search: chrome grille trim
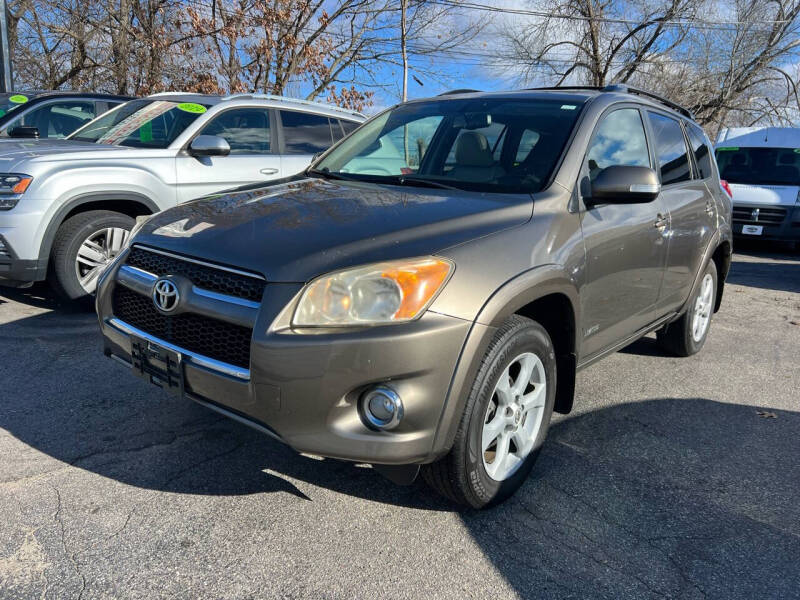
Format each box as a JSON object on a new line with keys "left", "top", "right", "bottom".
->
{"left": 134, "top": 244, "right": 266, "bottom": 280}
{"left": 107, "top": 317, "right": 250, "bottom": 380}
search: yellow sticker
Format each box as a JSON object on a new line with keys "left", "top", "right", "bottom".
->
{"left": 176, "top": 102, "right": 207, "bottom": 114}
{"left": 9, "top": 94, "right": 28, "bottom": 104}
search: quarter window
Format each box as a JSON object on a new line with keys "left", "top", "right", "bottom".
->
{"left": 686, "top": 124, "right": 713, "bottom": 179}
{"left": 648, "top": 112, "right": 691, "bottom": 185}
{"left": 585, "top": 108, "right": 650, "bottom": 180}
{"left": 280, "top": 110, "right": 334, "bottom": 154}
{"left": 199, "top": 108, "right": 271, "bottom": 154}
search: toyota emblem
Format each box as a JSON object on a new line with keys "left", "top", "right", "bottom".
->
{"left": 152, "top": 278, "right": 180, "bottom": 313}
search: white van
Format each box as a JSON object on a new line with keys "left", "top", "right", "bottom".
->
{"left": 715, "top": 127, "right": 800, "bottom": 244}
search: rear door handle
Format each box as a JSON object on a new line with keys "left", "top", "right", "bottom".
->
{"left": 260, "top": 167, "right": 279, "bottom": 175}
{"left": 654, "top": 214, "right": 668, "bottom": 230}
{"left": 705, "top": 201, "right": 715, "bottom": 215}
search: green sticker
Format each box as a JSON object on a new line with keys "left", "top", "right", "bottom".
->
{"left": 139, "top": 121, "right": 153, "bottom": 143}
{"left": 0, "top": 109, "right": 5, "bottom": 117}
{"left": 9, "top": 94, "right": 28, "bottom": 104}
{"left": 794, "top": 148, "right": 800, "bottom": 154}
{"left": 717, "top": 146, "right": 738, "bottom": 151}
{"left": 176, "top": 102, "right": 207, "bottom": 114}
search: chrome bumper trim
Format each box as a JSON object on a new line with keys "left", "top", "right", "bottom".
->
{"left": 107, "top": 317, "right": 251, "bottom": 381}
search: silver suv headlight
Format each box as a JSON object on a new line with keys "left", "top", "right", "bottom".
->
{"left": 0, "top": 173, "right": 33, "bottom": 210}
{"left": 292, "top": 257, "right": 453, "bottom": 327}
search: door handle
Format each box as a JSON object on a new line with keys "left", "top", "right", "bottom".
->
{"left": 654, "top": 214, "right": 668, "bottom": 230}
{"left": 705, "top": 201, "right": 715, "bottom": 215}
{"left": 260, "top": 167, "right": 279, "bottom": 175}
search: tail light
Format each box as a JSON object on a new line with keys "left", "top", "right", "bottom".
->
{"left": 720, "top": 179, "right": 733, "bottom": 199}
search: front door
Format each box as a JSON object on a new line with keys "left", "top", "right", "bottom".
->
{"left": 579, "top": 107, "right": 670, "bottom": 359}
{"left": 175, "top": 107, "right": 282, "bottom": 203}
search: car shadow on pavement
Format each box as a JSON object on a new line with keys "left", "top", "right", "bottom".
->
{"left": 2, "top": 310, "right": 799, "bottom": 598}
{"left": 727, "top": 259, "right": 800, "bottom": 293}
{"left": 464, "top": 398, "right": 800, "bottom": 599}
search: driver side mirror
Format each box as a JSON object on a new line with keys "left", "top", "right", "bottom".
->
{"left": 587, "top": 165, "right": 660, "bottom": 205}
{"left": 9, "top": 126, "right": 39, "bottom": 139}
{"left": 189, "top": 135, "right": 230, "bottom": 157}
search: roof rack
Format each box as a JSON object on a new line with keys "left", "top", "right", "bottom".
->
{"left": 438, "top": 89, "right": 481, "bottom": 96}
{"left": 527, "top": 84, "right": 694, "bottom": 119}
{"left": 222, "top": 93, "right": 365, "bottom": 118}
{"left": 602, "top": 84, "right": 694, "bottom": 119}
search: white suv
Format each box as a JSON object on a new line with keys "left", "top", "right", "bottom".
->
{"left": 0, "top": 93, "right": 364, "bottom": 299}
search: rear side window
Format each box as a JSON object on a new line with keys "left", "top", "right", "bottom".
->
{"left": 686, "top": 124, "right": 713, "bottom": 179}
{"left": 648, "top": 112, "right": 691, "bottom": 185}
{"left": 280, "top": 110, "right": 333, "bottom": 154}
{"left": 585, "top": 108, "right": 650, "bottom": 180}
{"left": 340, "top": 119, "right": 359, "bottom": 135}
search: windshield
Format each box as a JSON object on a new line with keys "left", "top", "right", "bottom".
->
{"left": 312, "top": 97, "right": 584, "bottom": 193}
{"left": 716, "top": 146, "right": 800, "bottom": 186}
{"left": 68, "top": 99, "right": 210, "bottom": 148}
{"left": 0, "top": 93, "right": 39, "bottom": 118}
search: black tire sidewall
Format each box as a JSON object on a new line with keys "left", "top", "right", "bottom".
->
{"left": 51, "top": 212, "right": 134, "bottom": 301}
{"left": 463, "top": 321, "right": 556, "bottom": 507}
{"left": 682, "top": 259, "right": 718, "bottom": 354}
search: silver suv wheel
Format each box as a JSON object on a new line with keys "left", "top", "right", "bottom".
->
{"left": 482, "top": 351, "right": 547, "bottom": 481}
{"left": 75, "top": 227, "right": 130, "bottom": 294}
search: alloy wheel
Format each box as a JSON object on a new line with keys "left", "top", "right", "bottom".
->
{"left": 481, "top": 352, "right": 547, "bottom": 481}
{"left": 74, "top": 227, "right": 130, "bottom": 293}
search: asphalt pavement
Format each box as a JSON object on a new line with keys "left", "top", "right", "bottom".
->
{"left": 1, "top": 243, "right": 798, "bottom": 599}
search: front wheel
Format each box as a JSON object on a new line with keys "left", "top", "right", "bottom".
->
{"left": 49, "top": 210, "right": 134, "bottom": 301}
{"left": 657, "top": 259, "right": 718, "bottom": 356}
{"left": 422, "top": 315, "right": 556, "bottom": 508}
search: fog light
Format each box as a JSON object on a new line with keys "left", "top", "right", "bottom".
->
{"left": 361, "top": 386, "right": 403, "bottom": 430}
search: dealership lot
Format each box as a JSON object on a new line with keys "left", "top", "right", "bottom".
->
{"left": 1, "top": 245, "right": 798, "bottom": 600}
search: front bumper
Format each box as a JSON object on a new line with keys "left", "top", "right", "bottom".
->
{"left": 732, "top": 203, "right": 800, "bottom": 242}
{"left": 97, "top": 252, "right": 472, "bottom": 465}
{"left": 0, "top": 235, "right": 46, "bottom": 286}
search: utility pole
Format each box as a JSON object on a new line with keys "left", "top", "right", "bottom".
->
{"left": 401, "top": 0, "right": 409, "bottom": 165}
{"left": 0, "top": 0, "right": 12, "bottom": 92}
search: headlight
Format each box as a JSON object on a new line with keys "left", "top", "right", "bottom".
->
{"left": 0, "top": 173, "right": 33, "bottom": 210}
{"left": 292, "top": 257, "right": 453, "bottom": 327}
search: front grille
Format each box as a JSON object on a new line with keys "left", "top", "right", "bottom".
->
{"left": 732, "top": 206, "right": 787, "bottom": 224}
{"left": 113, "top": 286, "right": 252, "bottom": 369}
{"left": 126, "top": 246, "right": 264, "bottom": 302}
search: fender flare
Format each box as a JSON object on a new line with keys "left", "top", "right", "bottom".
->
{"left": 429, "top": 265, "right": 581, "bottom": 459}
{"left": 37, "top": 192, "right": 159, "bottom": 264}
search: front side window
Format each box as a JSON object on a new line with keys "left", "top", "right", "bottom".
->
{"left": 68, "top": 99, "right": 210, "bottom": 148}
{"left": 18, "top": 101, "right": 96, "bottom": 138}
{"left": 199, "top": 108, "right": 271, "bottom": 154}
{"left": 687, "top": 124, "right": 713, "bottom": 179}
{"left": 280, "top": 110, "right": 333, "bottom": 154}
{"left": 715, "top": 147, "right": 800, "bottom": 186}
{"left": 585, "top": 108, "right": 650, "bottom": 180}
{"left": 648, "top": 112, "right": 691, "bottom": 185}
{"left": 313, "top": 98, "right": 584, "bottom": 193}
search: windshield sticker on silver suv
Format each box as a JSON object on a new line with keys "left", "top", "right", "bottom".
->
{"left": 9, "top": 94, "right": 28, "bottom": 104}
{"left": 176, "top": 102, "right": 207, "bottom": 114}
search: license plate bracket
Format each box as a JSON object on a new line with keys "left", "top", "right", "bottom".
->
{"left": 130, "top": 336, "right": 184, "bottom": 397}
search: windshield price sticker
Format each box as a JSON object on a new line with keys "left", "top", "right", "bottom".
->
{"left": 176, "top": 103, "right": 207, "bottom": 114}
{"left": 9, "top": 94, "right": 28, "bottom": 104}
{"left": 717, "top": 147, "right": 739, "bottom": 151}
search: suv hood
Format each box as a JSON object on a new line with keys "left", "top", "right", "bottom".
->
{"left": 729, "top": 183, "right": 799, "bottom": 207}
{"left": 0, "top": 139, "right": 128, "bottom": 171}
{"left": 133, "top": 177, "right": 533, "bottom": 282}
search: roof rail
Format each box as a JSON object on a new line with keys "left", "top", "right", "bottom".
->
{"left": 147, "top": 91, "right": 207, "bottom": 98}
{"left": 602, "top": 84, "right": 694, "bottom": 119}
{"left": 438, "top": 89, "right": 481, "bottom": 96}
{"left": 222, "top": 92, "right": 365, "bottom": 118}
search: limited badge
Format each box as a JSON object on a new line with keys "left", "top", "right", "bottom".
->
{"left": 176, "top": 102, "right": 207, "bottom": 114}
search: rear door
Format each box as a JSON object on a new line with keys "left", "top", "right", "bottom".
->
{"left": 579, "top": 106, "right": 671, "bottom": 358}
{"left": 175, "top": 106, "right": 282, "bottom": 203}
{"left": 646, "top": 112, "right": 713, "bottom": 310}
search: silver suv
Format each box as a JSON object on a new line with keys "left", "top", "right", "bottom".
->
{"left": 0, "top": 93, "right": 363, "bottom": 299}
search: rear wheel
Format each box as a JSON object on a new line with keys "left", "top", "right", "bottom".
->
{"left": 49, "top": 210, "right": 133, "bottom": 301}
{"left": 422, "top": 315, "right": 556, "bottom": 508}
{"left": 657, "top": 259, "right": 717, "bottom": 356}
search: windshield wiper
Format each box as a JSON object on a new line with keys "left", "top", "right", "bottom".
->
{"left": 392, "top": 175, "right": 462, "bottom": 191}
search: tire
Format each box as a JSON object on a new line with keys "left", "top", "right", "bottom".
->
{"left": 657, "top": 259, "right": 718, "bottom": 357}
{"left": 49, "top": 210, "right": 134, "bottom": 302}
{"left": 422, "top": 315, "right": 556, "bottom": 509}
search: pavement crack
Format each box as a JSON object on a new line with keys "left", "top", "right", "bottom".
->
{"left": 51, "top": 484, "right": 86, "bottom": 600}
